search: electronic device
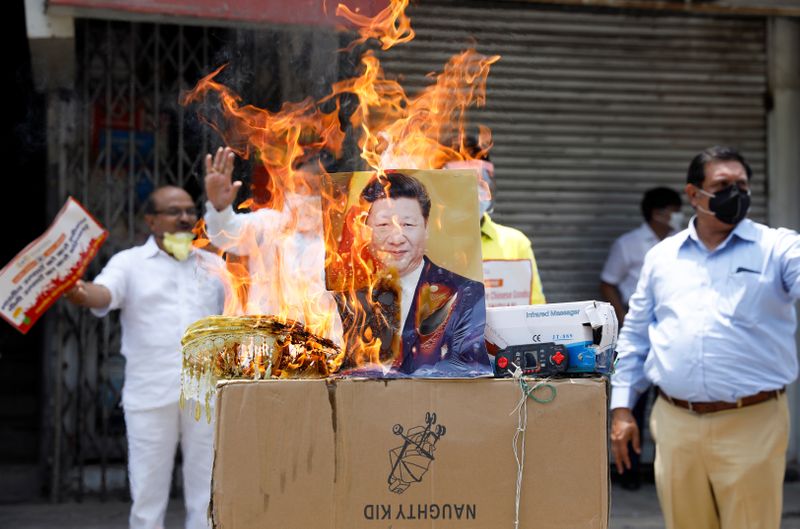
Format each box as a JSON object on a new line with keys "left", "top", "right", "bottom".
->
{"left": 493, "top": 342, "right": 569, "bottom": 377}
{"left": 485, "top": 301, "right": 618, "bottom": 377}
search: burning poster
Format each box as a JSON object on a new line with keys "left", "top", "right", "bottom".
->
{"left": 322, "top": 169, "right": 491, "bottom": 377}
{"left": 0, "top": 197, "right": 107, "bottom": 333}
{"left": 179, "top": 0, "right": 500, "bottom": 384}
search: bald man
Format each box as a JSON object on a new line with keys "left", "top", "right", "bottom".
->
{"left": 65, "top": 186, "right": 225, "bottom": 529}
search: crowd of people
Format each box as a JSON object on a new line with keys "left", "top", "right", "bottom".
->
{"left": 63, "top": 144, "right": 800, "bottom": 529}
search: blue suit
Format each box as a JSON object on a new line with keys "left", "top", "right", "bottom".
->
{"left": 337, "top": 256, "right": 491, "bottom": 377}
{"left": 398, "top": 256, "right": 490, "bottom": 375}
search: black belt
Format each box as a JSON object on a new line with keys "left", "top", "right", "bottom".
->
{"left": 657, "top": 387, "right": 785, "bottom": 414}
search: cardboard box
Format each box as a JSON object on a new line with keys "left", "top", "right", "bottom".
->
{"left": 212, "top": 378, "right": 609, "bottom": 529}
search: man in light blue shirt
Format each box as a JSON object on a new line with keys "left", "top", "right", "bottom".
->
{"left": 610, "top": 146, "right": 800, "bottom": 529}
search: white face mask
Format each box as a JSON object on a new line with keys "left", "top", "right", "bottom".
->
{"left": 668, "top": 212, "right": 685, "bottom": 232}
{"left": 479, "top": 197, "right": 493, "bottom": 217}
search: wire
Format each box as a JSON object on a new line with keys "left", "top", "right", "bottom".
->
{"left": 510, "top": 372, "right": 557, "bottom": 529}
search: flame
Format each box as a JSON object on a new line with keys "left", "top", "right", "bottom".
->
{"left": 325, "top": 48, "right": 499, "bottom": 171}
{"left": 183, "top": 0, "right": 499, "bottom": 372}
{"left": 336, "top": 0, "right": 414, "bottom": 51}
{"left": 181, "top": 65, "right": 345, "bottom": 211}
{"left": 320, "top": 173, "right": 398, "bottom": 368}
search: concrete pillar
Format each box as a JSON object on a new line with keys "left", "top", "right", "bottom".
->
{"left": 767, "top": 16, "right": 800, "bottom": 463}
{"left": 24, "top": 0, "right": 74, "bottom": 94}
{"left": 25, "top": 0, "right": 77, "bottom": 500}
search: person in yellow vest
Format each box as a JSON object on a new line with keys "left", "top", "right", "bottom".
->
{"left": 481, "top": 208, "right": 546, "bottom": 305}
{"left": 445, "top": 138, "right": 545, "bottom": 306}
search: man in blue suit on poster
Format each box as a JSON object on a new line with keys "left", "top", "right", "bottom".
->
{"left": 346, "top": 172, "right": 490, "bottom": 376}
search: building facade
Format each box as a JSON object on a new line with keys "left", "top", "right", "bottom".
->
{"left": 7, "top": 0, "right": 799, "bottom": 500}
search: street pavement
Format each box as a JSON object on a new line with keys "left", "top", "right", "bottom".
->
{"left": 1, "top": 480, "right": 799, "bottom": 528}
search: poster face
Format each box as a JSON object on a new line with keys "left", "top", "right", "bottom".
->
{"left": 321, "top": 169, "right": 491, "bottom": 377}
{"left": 0, "top": 197, "right": 107, "bottom": 334}
{"left": 482, "top": 259, "right": 533, "bottom": 307}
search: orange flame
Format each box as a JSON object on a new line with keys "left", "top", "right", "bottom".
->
{"left": 183, "top": 0, "right": 499, "bottom": 371}
{"left": 325, "top": 48, "right": 499, "bottom": 172}
{"left": 337, "top": 0, "right": 414, "bottom": 51}
{"left": 181, "top": 65, "right": 345, "bottom": 212}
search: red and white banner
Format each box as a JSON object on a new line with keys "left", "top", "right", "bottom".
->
{"left": 0, "top": 197, "right": 107, "bottom": 334}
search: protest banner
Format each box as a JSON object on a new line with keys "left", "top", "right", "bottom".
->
{"left": 482, "top": 259, "right": 533, "bottom": 307}
{"left": 0, "top": 197, "right": 107, "bottom": 333}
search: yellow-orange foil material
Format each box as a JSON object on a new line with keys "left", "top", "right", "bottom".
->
{"left": 180, "top": 315, "right": 342, "bottom": 421}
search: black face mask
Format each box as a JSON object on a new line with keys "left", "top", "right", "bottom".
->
{"left": 697, "top": 184, "right": 751, "bottom": 225}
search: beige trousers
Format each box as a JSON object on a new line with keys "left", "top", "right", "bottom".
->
{"left": 649, "top": 393, "right": 789, "bottom": 529}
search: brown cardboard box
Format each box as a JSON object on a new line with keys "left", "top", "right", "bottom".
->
{"left": 211, "top": 377, "right": 609, "bottom": 529}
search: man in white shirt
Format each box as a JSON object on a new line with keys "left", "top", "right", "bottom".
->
{"left": 64, "top": 186, "right": 225, "bottom": 529}
{"left": 601, "top": 187, "right": 683, "bottom": 325}
{"left": 202, "top": 147, "right": 341, "bottom": 342}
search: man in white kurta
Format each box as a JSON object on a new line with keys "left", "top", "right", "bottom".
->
{"left": 65, "top": 186, "right": 225, "bottom": 529}
{"left": 202, "top": 147, "right": 340, "bottom": 343}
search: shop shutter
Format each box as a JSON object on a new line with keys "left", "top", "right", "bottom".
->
{"left": 378, "top": 2, "right": 767, "bottom": 302}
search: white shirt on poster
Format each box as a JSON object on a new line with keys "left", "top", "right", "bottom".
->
{"left": 91, "top": 236, "right": 225, "bottom": 411}
{"left": 601, "top": 223, "right": 673, "bottom": 304}
{"left": 399, "top": 261, "right": 424, "bottom": 329}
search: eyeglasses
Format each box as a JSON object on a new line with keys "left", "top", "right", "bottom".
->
{"left": 153, "top": 208, "right": 198, "bottom": 218}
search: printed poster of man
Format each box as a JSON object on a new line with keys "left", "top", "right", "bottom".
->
{"left": 322, "top": 169, "right": 491, "bottom": 377}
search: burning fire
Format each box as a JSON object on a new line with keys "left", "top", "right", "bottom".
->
{"left": 182, "top": 0, "right": 500, "bottom": 371}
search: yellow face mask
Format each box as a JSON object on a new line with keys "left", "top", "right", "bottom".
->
{"left": 163, "top": 232, "right": 195, "bottom": 261}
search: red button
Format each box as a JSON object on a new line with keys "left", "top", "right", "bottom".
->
{"left": 552, "top": 351, "right": 565, "bottom": 365}
{"left": 497, "top": 357, "right": 509, "bottom": 369}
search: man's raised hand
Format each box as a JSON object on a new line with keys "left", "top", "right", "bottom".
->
{"left": 204, "top": 146, "right": 240, "bottom": 212}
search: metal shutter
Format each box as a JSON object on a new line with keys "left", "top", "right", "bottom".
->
{"left": 378, "top": 1, "right": 768, "bottom": 302}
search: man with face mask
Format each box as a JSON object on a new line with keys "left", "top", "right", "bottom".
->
{"left": 63, "top": 185, "right": 225, "bottom": 529}
{"left": 202, "top": 147, "right": 342, "bottom": 342}
{"left": 444, "top": 137, "right": 545, "bottom": 307}
{"left": 610, "top": 146, "right": 800, "bottom": 529}
{"left": 601, "top": 187, "right": 683, "bottom": 327}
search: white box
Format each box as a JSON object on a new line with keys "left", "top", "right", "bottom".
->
{"left": 485, "top": 301, "right": 618, "bottom": 374}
